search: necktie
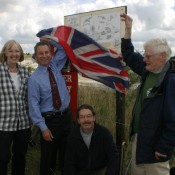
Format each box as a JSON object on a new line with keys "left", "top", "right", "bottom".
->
{"left": 47, "top": 67, "right": 62, "bottom": 109}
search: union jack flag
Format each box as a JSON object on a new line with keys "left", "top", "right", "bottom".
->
{"left": 36, "top": 26, "right": 129, "bottom": 94}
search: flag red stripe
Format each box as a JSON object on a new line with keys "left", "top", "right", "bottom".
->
{"left": 80, "top": 49, "right": 105, "bottom": 57}
{"left": 59, "top": 39, "right": 128, "bottom": 77}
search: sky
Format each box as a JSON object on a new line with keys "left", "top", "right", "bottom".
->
{"left": 0, "top": 0, "right": 175, "bottom": 56}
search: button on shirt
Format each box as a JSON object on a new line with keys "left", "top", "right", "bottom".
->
{"left": 28, "top": 44, "right": 70, "bottom": 131}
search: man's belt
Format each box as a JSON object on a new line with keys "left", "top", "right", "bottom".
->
{"left": 42, "top": 107, "right": 69, "bottom": 118}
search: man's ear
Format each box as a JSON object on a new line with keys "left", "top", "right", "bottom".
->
{"left": 77, "top": 118, "right": 80, "bottom": 124}
{"left": 160, "top": 52, "right": 167, "bottom": 63}
{"left": 32, "top": 54, "right": 36, "bottom": 60}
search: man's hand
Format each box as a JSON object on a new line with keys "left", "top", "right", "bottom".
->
{"left": 155, "top": 151, "right": 167, "bottom": 160}
{"left": 42, "top": 129, "right": 54, "bottom": 141}
{"left": 121, "top": 13, "right": 133, "bottom": 28}
{"left": 40, "top": 37, "right": 51, "bottom": 42}
{"left": 120, "top": 13, "right": 133, "bottom": 39}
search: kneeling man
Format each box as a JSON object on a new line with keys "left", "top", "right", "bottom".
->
{"left": 64, "top": 104, "right": 119, "bottom": 175}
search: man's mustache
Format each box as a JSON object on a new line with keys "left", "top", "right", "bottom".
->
{"left": 82, "top": 122, "right": 91, "bottom": 125}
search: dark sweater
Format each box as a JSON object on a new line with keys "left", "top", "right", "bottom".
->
{"left": 64, "top": 123, "right": 119, "bottom": 175}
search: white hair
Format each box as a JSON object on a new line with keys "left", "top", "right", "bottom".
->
{"left": 143, "top": 38, "right": 172, "bottom": 61}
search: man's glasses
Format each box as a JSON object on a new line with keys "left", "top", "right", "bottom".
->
{"left": 143, "top": 52, "right": 162, "bottom": 59}
{"left": 143, "top": 54, "right": 155, "bottom": 59}
{"left": 79, "top": 114, "right": 93, "bottom": 120}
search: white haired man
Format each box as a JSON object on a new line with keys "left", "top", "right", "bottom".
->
{"left": 121, "top": 13, "right": 175, "bottom": 175}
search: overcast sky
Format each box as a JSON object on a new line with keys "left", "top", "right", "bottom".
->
{"left": 0, "top": 0, "right": 175, "bottom": 56}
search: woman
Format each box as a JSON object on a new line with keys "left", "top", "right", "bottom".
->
{"left": 0, "top": 40, "right": 31, "bottom": 175}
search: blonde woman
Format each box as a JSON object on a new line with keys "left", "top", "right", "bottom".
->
{"left": 0, "top": 40, "right": 31, "bottom": 175}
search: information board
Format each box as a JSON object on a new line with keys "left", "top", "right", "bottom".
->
{"left": 64, "top": 6, "right": 126, "bottom": 52}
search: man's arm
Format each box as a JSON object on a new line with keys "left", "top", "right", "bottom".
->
{"left": 28, "top": 76, "right": 53, "bottom": 141}
{"left": 121, "top": 13, "right": 145, "bottom": 75}
{"left": 50, "top": 40, "right": 68, "bottom": 71}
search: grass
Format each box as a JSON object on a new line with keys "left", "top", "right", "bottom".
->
{"left": 25, "top": 145, "right": 40, "bottom": 174}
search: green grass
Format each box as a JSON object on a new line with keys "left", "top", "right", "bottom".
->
{"left": 25, "top": 146, "right": 40, "bottom": 175}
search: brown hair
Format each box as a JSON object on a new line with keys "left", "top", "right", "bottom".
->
{"left": 34, "top": 41, "right": 51, "bottom": 55}
{"left": 77, "top": 104, "right": 96, "bottom": 118}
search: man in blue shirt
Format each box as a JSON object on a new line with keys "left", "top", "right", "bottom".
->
{"left": 28, "top": 41, "right": 73, "bottom": 175}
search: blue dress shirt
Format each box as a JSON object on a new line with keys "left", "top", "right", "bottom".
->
{"left": 28, "top": 44, "right": 70, "bottom": 131}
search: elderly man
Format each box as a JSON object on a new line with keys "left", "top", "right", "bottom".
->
{"left": 121, "top": 13, "right": 175, "bottom": 175}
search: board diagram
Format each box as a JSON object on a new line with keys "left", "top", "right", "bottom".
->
{"left": 64, "top": 7, "right": 126, "bottom": 51}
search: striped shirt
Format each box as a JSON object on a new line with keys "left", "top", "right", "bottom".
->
{"left": 0, "top": 62, "right": 31, "bottom": 131}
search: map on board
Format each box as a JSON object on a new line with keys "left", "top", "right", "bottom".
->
{"left": 65, "top": 8, "right": 123, "bottom": 50}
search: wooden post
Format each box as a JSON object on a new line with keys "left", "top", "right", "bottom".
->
{"left": 115, "top": 91, "right": 125, "bottom": 175}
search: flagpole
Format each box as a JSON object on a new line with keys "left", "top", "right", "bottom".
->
{"left": 116, "top": 91, "right": 126, "bottom": 175}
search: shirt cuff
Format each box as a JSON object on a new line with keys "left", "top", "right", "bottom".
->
{"left": 39, "top": 122, "right": 48, "bottom": 132}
